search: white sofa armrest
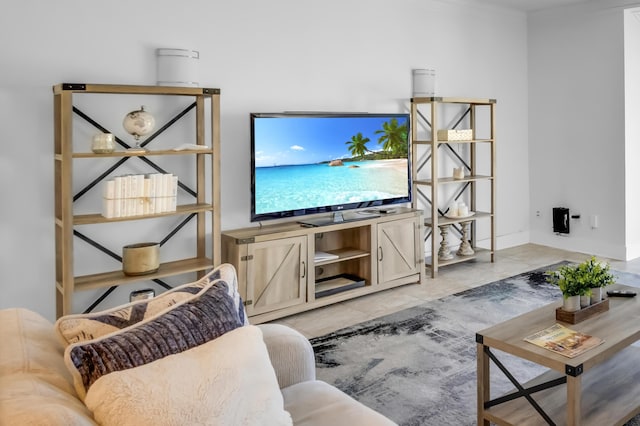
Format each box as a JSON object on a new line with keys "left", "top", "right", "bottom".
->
{"left": 258, "top": 323, "right": 316, "bottom": 389}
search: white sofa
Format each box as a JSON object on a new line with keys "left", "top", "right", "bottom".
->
{"left": 0, "top": 307, "right": 396, "bottom": 425}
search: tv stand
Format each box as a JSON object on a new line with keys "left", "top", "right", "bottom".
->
{"left": 222, "top": 207, "right": 424, "bottom": 323}
{"left": 298, "top": 210, "right": 380, "bottom": 227}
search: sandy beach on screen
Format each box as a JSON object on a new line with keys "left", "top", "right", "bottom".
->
{"left": 364, "top": 158, "right": 408, "bottom": 170}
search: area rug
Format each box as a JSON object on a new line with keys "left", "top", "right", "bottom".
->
{"left": 310, "top": 264, "right": 640, "bottom": 426}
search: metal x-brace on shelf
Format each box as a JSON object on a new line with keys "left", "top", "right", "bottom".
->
{"left": 72, "top": 103, "right": 201, "bottom": 313}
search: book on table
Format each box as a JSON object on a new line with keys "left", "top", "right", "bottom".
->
{"left": 524, "top": 323, "right": 604, "bottom": 358}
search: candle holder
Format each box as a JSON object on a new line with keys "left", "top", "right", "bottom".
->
{"left": 457, "top": 221, "right": 475, "bottom": 256}
{"left": 438, "top": 224, "right": 454, "bottom": 261}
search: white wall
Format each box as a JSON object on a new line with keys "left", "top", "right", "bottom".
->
{"left": 0, "top": 0, "right": 529, "bottom": 321}
{"left": 624, "top": 7, "right": 640, "bottom": 258}
{"left": 528, "top": 1, "right": 640, "bottom": 260}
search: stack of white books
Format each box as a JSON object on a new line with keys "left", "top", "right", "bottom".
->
{"left": 102, "top": 173, "right": 178, "bottom": 218}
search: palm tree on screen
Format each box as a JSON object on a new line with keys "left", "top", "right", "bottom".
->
{"left": 375, "top": 118, "right": 408, "bottom": 157}
{"left": 345, "top": 132, "right": 371, "bottom": 158}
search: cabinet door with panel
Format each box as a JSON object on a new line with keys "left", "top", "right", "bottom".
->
{"left": 245, "top": 236, "right": 307, "bottom": 316}
{"left": 377, "top": 216, "right": 421, "bottom": 284}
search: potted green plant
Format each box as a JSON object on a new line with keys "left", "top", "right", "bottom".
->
{"left": 546, "top": 256, "right": 615, "bottom": 312}
{"left": 584, "top": 256, "right": 616, "bottom": 303}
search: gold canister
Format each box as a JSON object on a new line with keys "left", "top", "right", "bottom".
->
{"left": 91, "top": 133, "right": 116, "bottom": 153}
{"left": 122, "top": 242, "right": 159, "bottom": 276}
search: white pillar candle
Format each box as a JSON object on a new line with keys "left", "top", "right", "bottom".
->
{"left": 448, "top": 203, "right": 458, "bottom": 217}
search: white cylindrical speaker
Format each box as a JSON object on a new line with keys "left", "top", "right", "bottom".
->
{"left": 412, "top": 69, "right": 436, "bottom": 97}
{"left": 156, "top": 48, "right": 199, "bottom": 87}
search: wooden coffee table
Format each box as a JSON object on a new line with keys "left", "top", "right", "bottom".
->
{"left": 476, "top": 283, "right": 640, "bottom": 425}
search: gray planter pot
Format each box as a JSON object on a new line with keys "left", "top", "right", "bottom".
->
{"left": 563, "top": 295, "right": 581, "bottom": 312}
{"left": 580, "top": 295, "right": 591, "bottom": 308}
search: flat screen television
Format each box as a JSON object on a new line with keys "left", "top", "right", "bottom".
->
{"left": 250, "top": 112, "right": 412, "bottom": 226}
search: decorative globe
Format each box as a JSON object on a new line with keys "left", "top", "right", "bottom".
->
{"left": 123, "top": 106, "right": 155, "bottom": 140}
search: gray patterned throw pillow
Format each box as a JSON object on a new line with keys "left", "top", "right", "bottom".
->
{"left": 65, "top": 278, "right": 245, "bottom": 400}
{"left": 56, "top": 263, "right": 248, "bottom": 346}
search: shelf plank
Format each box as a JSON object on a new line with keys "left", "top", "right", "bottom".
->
{"left": 423, "top": 211, "right": 492, "bottom": 226}
{"left": 315, "top": 275, "right": 366, "bottom": 298}
{"left": 72, "top": 257, "right": 213, "bottom": 291}
{"left": 437, "top": 139, "right": 494, "bottom": 144}
{"left": 72, "top": 148, "right": 213, "bottom": 158}
{"left": 414, "top": 175, "right": 494, "bottom": 186}
{"left": 53, "top": 83, "right": 220, "bottom": 96}
{"left": 74, "top": 203, "right": 213, "bottom": 225}
{"left": 314, "top": 247, "right": 370, "bottom": 265}
{"left": 411, "top": 96, "right": 496, "bottom": 104}
{"left": 412, "top": 139, "right": 494, "bottom": 145}
{"left": 425, "top": 247, "right": 491, "bottom": 268}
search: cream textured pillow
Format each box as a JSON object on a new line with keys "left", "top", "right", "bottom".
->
{"left": 56, "top": 263, "right": 247, "bottom": 346}
{"left": 84, "top": 325, "right": 293, "bottom": 426}
{"left": 65, "top": 278, "right": 245, "bottom": 400}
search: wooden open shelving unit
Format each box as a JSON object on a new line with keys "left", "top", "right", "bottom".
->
{"left": 53, "top": 83, "right": 221, "bottom": 317}
{"left": 410, "top": 97, "right": 496, "bottom": 277}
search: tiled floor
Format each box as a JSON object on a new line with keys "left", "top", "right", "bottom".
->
{"left": 273, "top": 243, "right": 640, "bottom": 338}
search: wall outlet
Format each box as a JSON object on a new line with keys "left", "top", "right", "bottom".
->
{"left": 590, "top": 214, "right": 599, "bottom": 229}
{"left": 536, "top": 210, "right": 541, "bottom": 217}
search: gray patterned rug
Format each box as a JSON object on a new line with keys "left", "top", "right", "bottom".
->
{"left": 310, "top": 263, "right": 640, "bottom": 426}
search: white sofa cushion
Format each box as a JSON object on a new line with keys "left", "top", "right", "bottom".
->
{"left": 0, "top": 375, "right": 96, "bottom": 426}
{"left": 85, "top": 325, "right": 293, "bottom": 426}
{"left": 0, "top": 308, "right": 74, "bottom": 392}
{"left": 0, "top": 308, "right": 96, "bottom": 425}
{"left": 282, "top": 380, "right": 397, "bottom": 426}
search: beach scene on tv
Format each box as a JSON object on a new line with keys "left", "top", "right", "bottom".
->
{"left": 253, "top": 115, "right": 410, "bottom": 215}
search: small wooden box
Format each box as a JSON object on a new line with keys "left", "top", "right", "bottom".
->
{"left": 437, "top": 129, "right": 472, "bottom": 141}
{"left": 555, "top": 298, "right": 609, "bottom": 324}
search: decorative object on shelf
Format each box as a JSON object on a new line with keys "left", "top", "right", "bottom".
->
{"left": 91, "top": 133, "right": 115, "bottom": 154}
{"left": 437, "top": 224, "right": 454, "bottom": 261}
{"left": 453, "top": 167, "right": 465, "bottom": 180}
{"left": 456, "top": 221, "right": 475, "bottom": 256}
{"left": 437, "top": 129, "right": 472, "bottom": 141}
{"left": 102, "top": 173, "right": 178, "bottom": 219}
{"left": 129, "top": 288, "right": 155, "bottom": 302}
{"left": 123, "top": 106, "right": 155, "bottom": 152}
{"left": 171, "top": 143, "right": 210, "bottom": 151}
{"left": 546, "top": 256, "right": 615, "bottom": 313}
{"left": 445, "top": 201, "right": 472, "bottom": 218}
{"left": 122, "top": 242, "right": 160, "bottom": 276}
{"left": 412, "top": 68, "right": 435, "bottom": 97}
{"left": 445, "top": 211, "right": 475, "bottom": 219}
{"left": 156, "top": 48, "right": 199, "bottom": 87}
